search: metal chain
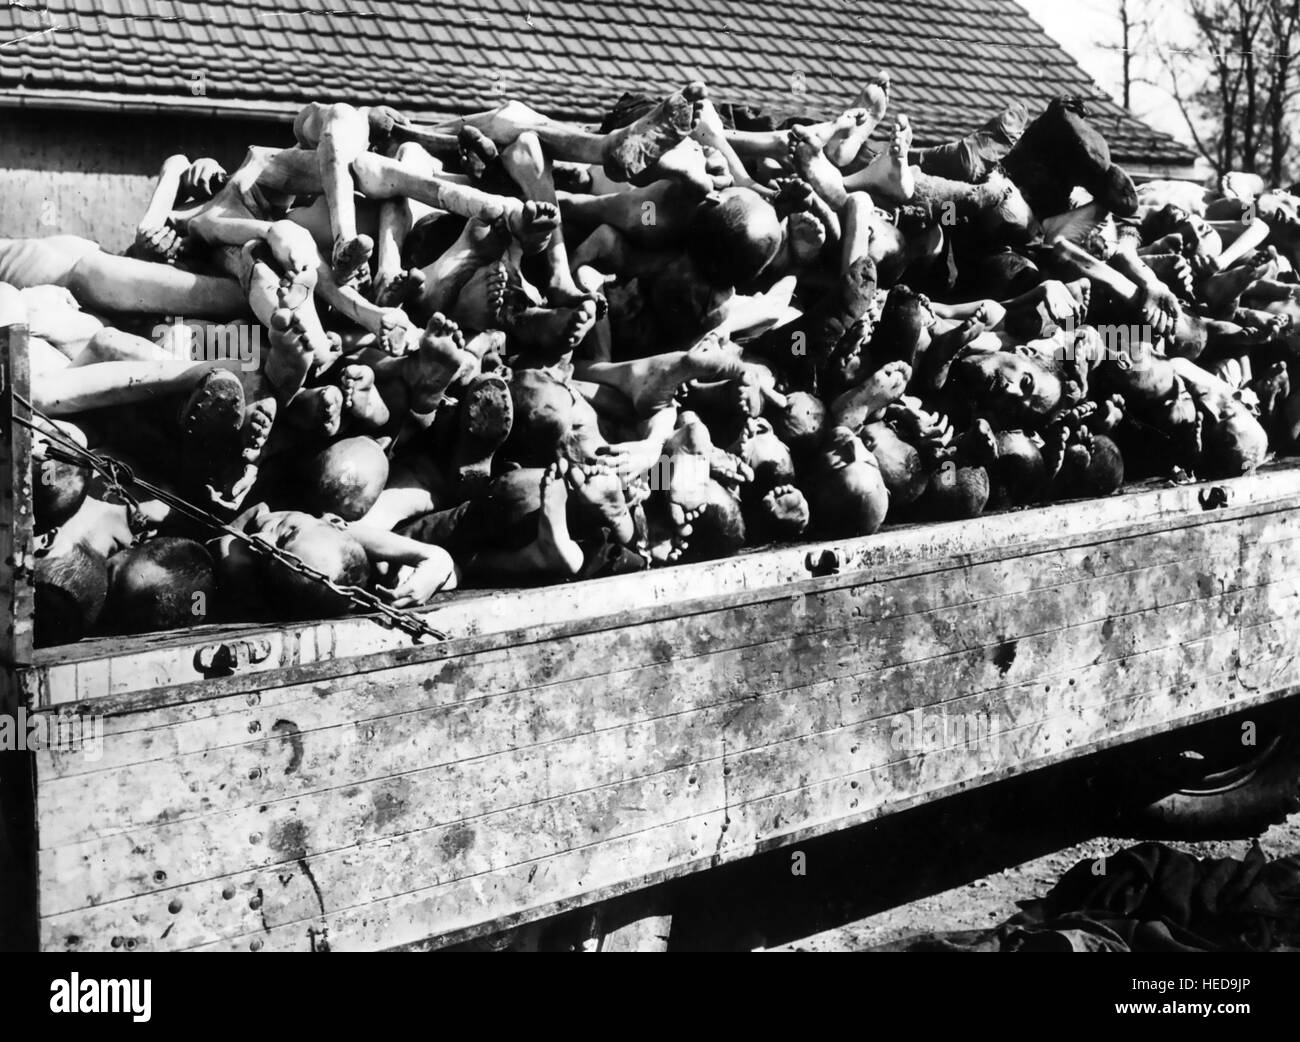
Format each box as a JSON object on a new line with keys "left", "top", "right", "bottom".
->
{"left": 14, "top": 396, "right": 448, "bottom": 643}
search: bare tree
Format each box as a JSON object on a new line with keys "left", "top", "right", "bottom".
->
{"left": 1166, "top": 0, "right": 1300, "bottom": 180}
{"left": 1263, "top": 0, "right": 1300, "bottom": 182}
{"left": 1118, "top": 0, "right": 1154, "bottom": 109}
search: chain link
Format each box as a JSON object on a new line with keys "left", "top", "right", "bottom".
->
{"left": 14, "top": 396, "right": 448, "bottom": 644}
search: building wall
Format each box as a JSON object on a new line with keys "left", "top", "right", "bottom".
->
{"left": 0, "top": 107, "right": 1202, "bottom": 256}
{"left": 0, "top": 109, "right": 290, "bottom": 253}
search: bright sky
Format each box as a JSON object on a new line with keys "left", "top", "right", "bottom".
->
{"left": 1016, "top": 0, "right": 1197, "bottom": 144}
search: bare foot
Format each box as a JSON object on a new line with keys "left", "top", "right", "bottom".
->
{"left": 241, "top": 397, "right": 277, "bottom": 463}
{"left": 1139, "top": 231, "right": 1192, "bottom": 258}
{"left": 666, "top": 459, "right": 709, "bottom": 536}
{"left": 602, "top": 82, "right": 707, "bottom": 184}
{"left": 661, "top": 412, "right": 716, "bottom": 519}
{"left": 788, "top": 125, "right": 848, "bottom": 209}
{"left": 595, "top": 438, "right": 665, "bottom": 485}
{"left": 287, "top": 385, "right": 344, "bottom": 438}
{"left": 650, "top": 139, "right": 718, "bottom": 197}
{"left": 923, "top": 310, "right": 989, "bottom": 392}
{"left": 823, "top": 316, "right": 872, "bottom": 398}
{"left": 503, "top": 291, "right": 599, "bottom": 361}
{"left": 548, "top": 280, "right": 605, "bottom": 316}
{"left": 1205, "top": 317, "right": 1283, "bottom": 349}
{"left": 707, "top": 444, "right": 754, "bottom": 489}
{"left": 1235, "top": 306, "right": 1292, "bottom": 340}
{"left": 567, "top": 461, "right": 635, "bottom": 545}
{"left": 453, "top": 260, "right": 508, "bottom": 331}
{"left": 502, "top": 199, "right": 561, "bottom": 255}
{"left": 371, "top": 266, "right": 426, "bottom": 309}
{"left": 831, "top": 360, "right": 913, "bottom": 431}
{"left": 457, "top": 125, "right": 501, "bottom": 182}
{"left": 452, "top": 372, "right": 513, "bottom": 493}
{"left": 771, "top": 176, "right": 817, "bottom": 220}
{"left": 178, "top": 367, "right": 244, "bottom": 448}
{"left": 1202, "top": 259, "right": 1271, "bottom": 314}
{"left": 207, "top": 397, "right": 278, "bottom": 511}
{"left": 264, "top": 307, "right": 317, "bottom": 398}
{"left": 757, "top": 483, "right": 810, "bottom": 539}
{"left": 835, "top": 71, "right": 891, "bottom": 166}
{"left": 1005, "top": 279, "right": 1087, "bottom": 340}
{"left": 778, "top": 178, "right": 841, "bottom": 245}
{"left": 340, "top": 363, "right": 390, "bottom": 428}
{"left": 536, "top": 459, "right": 585, "bottom": 576}
{"left": 627, "top": 333, "right": 746, "bottom": 416}
{"left": 376, "top": 306, "right": 421, "bottom": 356}
{"left": 404, "top": 312, "right": 476, "bottom": 412}
{"left": 332, "top": 233, "right": 374, "bottom": 287}
{"left": 860, "top": 115, "right": 914, "bottom": 203}
{"left": 787, "top": 212, "right": 828, "bottom": 268}
{"left": 649, "top": 495, "right": 695, "bottom": 565}
{"left": 266, "top": 220, "right": 319, "bottom": 275}
{"left": 1144, "top": 253, "right": 1196, "bottom": 300}
{"left": 268, "top": 288, "right": 340, "bottom": 377}
{"left": 825, "top": 109, "right": 875, "bottom": 169}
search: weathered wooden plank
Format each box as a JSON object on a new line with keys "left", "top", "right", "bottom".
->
{"left": 37, "top": 601, "right": 1298, "bottom": 943}
{"left": 29, "top": 464, "right": 1300, "bottom": 707}
{"left": 90, "top": 506, "right": 1300, "bottom": 741}
{"left": 0, "top": 324, "right": 38, "bottom": 952}
{"left": 40, "top": 508, "right": 1294, "bottom": 784}
{"left": 48, "top": 650, "right": 1295, "bottom": 954}
{"left": 718, "top": 665, "right": 1300, "bottom": 865}
{"left": 35, "top": 538, "right": 1292, "bottom": 849}
{"left": 0, "top": 324, "right": 34, "bottom": 673}
{"left": 269, "top": 664, "right": 1300, "bottom": 953}
{"left": 42, "top": 507, "right": 1291, "bottom": 777}
{"left": 41, "top": 757, "right": 727, "bottom": 951}
{"left": 40, "top": 604, "right": 1291, "bottom": 917}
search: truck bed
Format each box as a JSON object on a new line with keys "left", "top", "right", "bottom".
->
{"left": 5, "top": 324, "right": 1300, "bottom": 951}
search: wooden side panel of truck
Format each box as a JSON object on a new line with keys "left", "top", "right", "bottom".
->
{"left": 3, "top": 324, "right": 1300, "bottom": 951}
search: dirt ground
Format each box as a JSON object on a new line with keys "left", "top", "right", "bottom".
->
{"left": 767, "top": 816, "right": 1300, "bottom": 951}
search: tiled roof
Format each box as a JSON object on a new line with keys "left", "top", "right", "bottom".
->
{"left": 0, "top": 0, "right": 1197, "bottom": 166}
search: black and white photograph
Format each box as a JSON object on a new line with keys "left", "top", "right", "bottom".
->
{"left": 1, "top": 0, "right": 1299, "bottom": 988}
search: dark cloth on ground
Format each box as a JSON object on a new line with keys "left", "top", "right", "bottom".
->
{"left": 870, "top": 842, "right": 1300, "bottom": 952}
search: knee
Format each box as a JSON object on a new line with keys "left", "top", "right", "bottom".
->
{"left": 244, "top": 145, "right": 274, "bottom": 166}
{"left": 89, "top": 326, "right": 166, "bottom": 362}
{"left": 394, "top": 141, "right": 433, "bottom": 166}
{"left": 843, "top": 191, "right": 874, "bottom": 218}
{"left": 506, "top": 130, "right": 544, "bottom": 166}
{"left": 65, "top": 258, "right": 95, "bottom": 299}
{"left": 293, "top": 102, "right": 325, "bottom": 146}
{"left": 84, "top": 327, "right": 123, "bottom": 360}
{"left": 321, "top": 104, "right": 370, "bottom": 148}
